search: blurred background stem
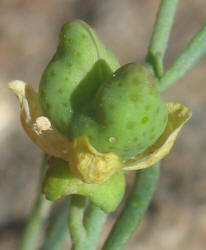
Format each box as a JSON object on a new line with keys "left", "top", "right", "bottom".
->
{"left": 18, "top": 155, "right": 51, "bottom": 250}
{"left": 39, "top": 199, "right": 70, "bottom": 250}
{"left": 159, "top": 23, "right": 206, "bottom": 91}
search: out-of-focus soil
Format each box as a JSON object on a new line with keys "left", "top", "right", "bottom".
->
{"left": 0, "top": 0, "right": 206, "bottom": 249}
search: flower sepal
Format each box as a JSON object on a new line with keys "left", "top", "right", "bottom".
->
{"left": 43, "top": 157, "right": 126, "bottom": 213}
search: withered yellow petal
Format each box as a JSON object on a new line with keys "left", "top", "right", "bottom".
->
{"left": 69, "top": 136, "right": 123, "bottom": 184}
{"left": 124, "top": 102, "right": 192, "bottom": 171}
{"left": 8, "top": 80, "right": 72, "bottom": 160}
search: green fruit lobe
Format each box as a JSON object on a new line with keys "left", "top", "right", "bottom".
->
{"left": 39, "top": 20, "right": 168, "bottom": 161}
{"left": 39, "top": 20, "right": 120, "bottom": 136}
{"left": 71, "top": 64, "right": 168, "bottom": 160}
{"left": 43, "top": 157, "right": 125, "bottom": 213}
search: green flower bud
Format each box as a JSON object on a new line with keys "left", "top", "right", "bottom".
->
{"left": 39, "top": 20, "right": 120, "bottom": 137}
{"left": 70, "top": 64, "right": 168, "bottom": 160}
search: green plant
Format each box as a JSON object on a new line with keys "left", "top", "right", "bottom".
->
{"left": 9, "top": 1, "right": 206, "bottom": 249}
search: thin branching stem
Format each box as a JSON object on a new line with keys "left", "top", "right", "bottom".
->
{"left": 18, "top": 155, "right": 51, "bottom": 250}
{"left": 85, "top": 203, "right": 107, "bottom": 250}
{"left": 40, "top": 199, "right": 70, "bottom": 250}
{"left": 159, "top": 24, "right": 206, "bottom": 91}
{"left": 68, "top": 195, "right": 87, "bottom": 250}
{"left": 146, "top": 0, "right": 179, "bottom": 78}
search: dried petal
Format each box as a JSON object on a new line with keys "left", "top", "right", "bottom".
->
{"left": 8, "top": 80, "right": 72, "bottom": 160}
{"left": 69, "top": 136, "right": 123, "bottom": 184}
{"left": 124, "top": 102, "right": 192, "bottom": 170}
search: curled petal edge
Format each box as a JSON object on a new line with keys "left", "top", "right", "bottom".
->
{"left": 123, "top": 102, "right": 192, "bottom": 170}
{"left": 8, "top": 80, "right": 72, "bottom": 160}
{"left": 69, "top": 136, "right": 123, "bottom": 184}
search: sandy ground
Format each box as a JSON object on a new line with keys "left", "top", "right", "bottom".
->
{"left": 0, "top": 0, "right": 206, "bottom": 249}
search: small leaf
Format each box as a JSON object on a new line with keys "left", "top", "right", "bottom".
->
{"left": 124, "top": 102, "right": 192, "bottom": 170}
{"left": 43, "top": 157, "right": 125, "bottom": 213}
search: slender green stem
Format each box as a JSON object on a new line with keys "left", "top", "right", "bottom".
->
{"left": 159, "top": 23, "right": 206, "bottom": 91}
{"left": 68, "top": 197, "right": 107, "bottom": 250}
{"left": 40, "top": 199, "right": 70, "bottom": 250}
{"left": 146, "top": 0, "right": 179, "bottom": 78}
{"left": 85, "top": 203, "right": 107, "bottom": 250}
{"left": 18, "top": 195, "right": 51, "bottom": 250}
{"left": 18, "top": 155, "right": 51, "bottom": 250}
{"left": 102, "top": 2, "right": 177, "bottom": 249}
{"left": 102, "top": 164, "right": 160, "bottom": 250}
{"left": 68, "top": 195, "right": 87, "bottom": 250}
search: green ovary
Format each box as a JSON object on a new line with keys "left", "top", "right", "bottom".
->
{"left": 70, "top": 64, "right": 168, "bottom": 160}
{"left": 39, "top": 20, "right": 168, "bottom": 161}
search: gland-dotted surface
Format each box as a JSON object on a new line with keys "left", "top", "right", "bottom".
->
{"left": 71, "top": 64, "right": 168, "bottom": 160}
{"left": 39, "top": 21, "right": 167, "bottom": 161}
{"left": 39, "top": 20, "right": 120, "bottom": 137}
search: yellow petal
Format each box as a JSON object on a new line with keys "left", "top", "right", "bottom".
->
{"left": 123, "top": 102, "right": 192, "bottom": 171}
{"left": 69, "top": 136, "right": 123, "bottom": 184}
{"left": 8, "top": 80, "right": 72, "bottom": 160}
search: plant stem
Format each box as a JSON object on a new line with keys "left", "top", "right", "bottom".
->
{"left": 85, "top": 203, "right": 107, "bottom": 250}
{"left": 146, "top": 0, "right": 179, "bottom": 78}
{"left": 18, "top": 155, "right": 51, "bottom": 250}
{"left": 102, "top": 2, "right": 177, "bottom": 249}
{"left": 102, "top": 164, "right": 160, "bottom": 250}
{"left": 40, "top": 199, "right": 70, "bottom": 250}
{"left": 159, "top": 23, "right": 206, "bottom": 91}
{"left": 68, "top": 195, "right": 87, "bottom": 250}
{"left": 18, "top": 195, "right": 51, "bottom": 250}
